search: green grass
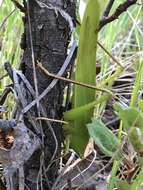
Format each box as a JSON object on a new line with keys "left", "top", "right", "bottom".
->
{"left": 79, "top": 1, "right": 143, "bottom": 189}
{"left": 0, "top": 0, "right": 23, "bottom": 114}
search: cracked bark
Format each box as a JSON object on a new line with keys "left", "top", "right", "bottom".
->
{"left": 19, "top": 0, "right": 76, "bottom": 189}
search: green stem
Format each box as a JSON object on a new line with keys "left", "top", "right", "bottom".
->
{"left": 64, "top": 93, "right": 112, "bottom": 120}
{"left": 130, "top": 61, "right": 143, "bottom": 107}
{"left": 107, "top": 160, "right": 119, "bottom": 190}
{"left": 107, "top": 121, "right": 123, "bottom": 190}
{"left": 97, "top": 67, "right": 124, "bottom": 89}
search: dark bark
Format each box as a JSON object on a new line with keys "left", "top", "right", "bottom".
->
{"left": 20, "top": 0, "right": 76, "bottom": 189}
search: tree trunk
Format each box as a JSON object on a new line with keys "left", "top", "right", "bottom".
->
{"left": 20, "top": 0, "right": 76, "bottom": 189}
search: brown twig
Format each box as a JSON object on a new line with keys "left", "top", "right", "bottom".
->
{"left": 36, "top": 117, "right": 68, "bottom": 125}
{"left": 0, "top": 9, "right": 15, "bottom": 30}
{"left": 97, "top": 41, "right": 124, "bottom": 68}
{"left": 0, "top": 74, "right": 8, "bottom": 81}
{"left": 37, "top": 62, "right": 113, "bottom": 95}
{"left": 99, "top": 0, "right": 138, "bottom": 30}
{"left": 11, "top": 0, "right": 26, "bottom": 13}
{"left": 4, "top": 62, "right": 13, "bottom": 81}
{"left": 22, "top": 42, "right": 77, "bottom": 114}
{"left": 103, "top": 0, "right": 116, "bottom": 17}
{"left": 0, "top": 86, "right": 12, "bottom": 105}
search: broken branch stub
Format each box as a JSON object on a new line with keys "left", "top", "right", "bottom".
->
{"left": 0, "top": 120, "right": 40, "bottom": 167}
{"left": 0, "top": 121, "right": 40, "bottom": 189}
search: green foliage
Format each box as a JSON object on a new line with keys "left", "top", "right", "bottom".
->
{"left": 74, "top": 0, "right": 100, "bottom": 108}
{"left": 98, "top": 1, "right": 142, "bottom": 76}
{"left": 138, "top": 98, "right": 143, "bottom": 112}
{"left": 0, "top": 0, "right": 23, "bottom": 113}
{"left": 87, "top": 118, "right": 120, "bottom": 157}
{"left": 64, "top": 93, "right": 111, "bottom": 120}
{"left": 0, "top": 0, "right": 23, "bottom": 66}
{"left": 107, "top": 161, "right": 120, "bottom": 190}
{"left": 64, "top": 93, "right": 111, "bottom": 155}
{"left": 114, "top": 103, "right": 143, "bottom": 132}
{"left": 114, "top": 103, "right": 143, "bottom": 154}
{"left": 64, "top": 0, "right": 100, "bottom": 156}
{"left": 117, "top": 180, "right": 131, "bottom": 190}
{"left": 130, "top": 61, "right": 143, "bottom": 107}
{"left": 78, "top": 0, "right": 108, "bottom": 24}
{"left": 128, "top": 127, "right": 143, "bottom": 155}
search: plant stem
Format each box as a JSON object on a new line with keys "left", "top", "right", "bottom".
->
{"left": 130, "top": 61, "right": 143, "bottom": 107}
